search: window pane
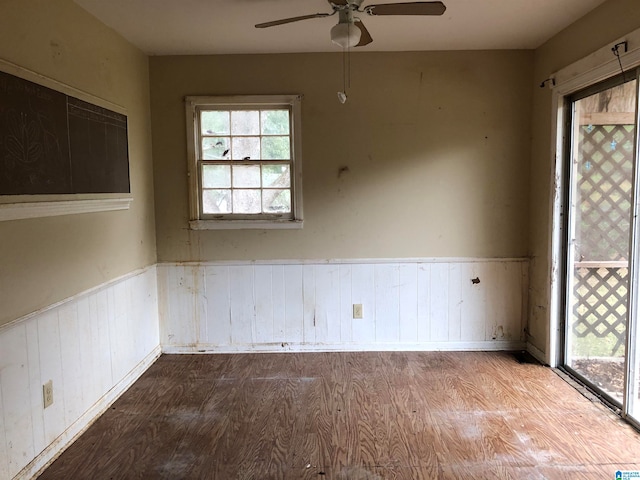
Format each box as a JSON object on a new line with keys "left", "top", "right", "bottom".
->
{"left": 232, "top": 137, "right": 260, "bottom": 160}
{"left": 263, "top": 189, "right": 291, "bottom": 213}
{"left": 202, "top": 165, "right": 230, "bottom": 188}
{"left": 231, "top": 110, "right": 259, "bottom": 135}
{"left": 261, "top": 136, "right": 290, "bottom": 160}
{"left": 233, "top": 165, "right": 260, "bottom": 188}
{"left": 201, "top": 111, "right": 229, "bottom": 135}
{"left": 203, "top": 189, "right": 231, "bottom": 214}
{"left": 262, "top": 164, "right": 290, "bottom": 188}
{"left": 261, "top": 110, "right": 290, "bottom": 135}
{"left": 202, "top": 137, "right": 230, "bottom": 160}
{"left": 233, "top": 189, "right": 261, "bottom": 213}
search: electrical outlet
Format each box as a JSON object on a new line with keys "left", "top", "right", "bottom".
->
{"left": 43, "top": 380, "right": 53, "bottom": 409}
{"left": 353, "top": 304, "right": 363, "bottom": 319}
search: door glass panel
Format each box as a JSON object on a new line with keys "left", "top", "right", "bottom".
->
{"left": 565, "top": 79, "right": 637, "bottom": 405}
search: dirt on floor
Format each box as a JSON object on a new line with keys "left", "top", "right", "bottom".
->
{"left": 572, "top": 358, "right": 624, "bottom": 398}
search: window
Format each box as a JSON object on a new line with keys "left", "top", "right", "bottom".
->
{"left": 185, "top": 95, "right": 303, "bottom": 229}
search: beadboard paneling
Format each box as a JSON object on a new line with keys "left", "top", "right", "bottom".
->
{"left": 0, "top": 266, "right": 160, "bottom": 480}
{"left": 158, "top": 259, "right": 528, "bottom": 353}
{"left": 0, "top": 259, "right": 530, "bottom": 479}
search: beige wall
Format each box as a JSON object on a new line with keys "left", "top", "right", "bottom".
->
{"left": 150, "top": 50, "right": 533, "bottom": 262}
{"left": 0, "top": 0, "right": 156, "bottom": 327}
{"left": 5, "top": 0, "right": 631, "bottom": 350}
{"left": 528, "top": 0, "right": 640, "bottom": 354}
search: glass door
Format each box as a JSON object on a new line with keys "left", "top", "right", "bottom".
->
{"left": 564, "top": 74, "right": 638, "bottom": 410}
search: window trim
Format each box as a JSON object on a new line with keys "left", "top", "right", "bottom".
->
{"left": 185, "top": 94, "right": 303, "bottom": 230}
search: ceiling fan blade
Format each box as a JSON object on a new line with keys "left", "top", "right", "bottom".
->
{"left": 365, "top": 1, "right": 446, "bottom": 16}
{"left": 255, "top": 13, "right": 332, "bottom": 28}
{"left": 354, "top": 21, "right": 373, "bottom": 46}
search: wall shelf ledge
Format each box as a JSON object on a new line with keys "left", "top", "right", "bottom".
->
{"left": 0, "top": 196, "right": 132, "bottom": 221}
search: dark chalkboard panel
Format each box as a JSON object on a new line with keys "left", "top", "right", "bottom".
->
{"left": 0, "top": 69, "right": 130, "bottom": 195}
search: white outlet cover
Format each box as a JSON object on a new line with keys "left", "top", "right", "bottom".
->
{"left": 43, "top": 380, "right": 54, "bottom": 409}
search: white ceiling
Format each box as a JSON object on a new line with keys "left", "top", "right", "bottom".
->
{"left": 74, "top": 0, "right": 608, "bottom": 55}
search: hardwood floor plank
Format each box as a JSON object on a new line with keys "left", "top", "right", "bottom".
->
{"left": 38, "top": 351, "right": 640, "bottom": 479}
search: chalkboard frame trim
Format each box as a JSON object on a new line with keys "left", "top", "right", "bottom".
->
{"left": 0, "top": 57, "right": 126, "bottom": 113}
{"left": 0, "top": 57, "right": 131, "bottom": 219}
{"left": 0, "top": 196, "right": 132, "bottom": 222}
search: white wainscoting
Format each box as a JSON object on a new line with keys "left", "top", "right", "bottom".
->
{"left": 0, "top": 266, "right": 160, "bottom": 480}
{"left": 158, "top": 259, "right": 529, "bottom": 353}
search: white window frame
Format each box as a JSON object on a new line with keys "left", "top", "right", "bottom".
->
{"left": 185, "top": 94, "right": 303, "bottom": 230}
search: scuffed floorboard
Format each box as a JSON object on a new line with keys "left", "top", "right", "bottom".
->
{"left": 38, "top": 351, "right": 640, "bottom": 479}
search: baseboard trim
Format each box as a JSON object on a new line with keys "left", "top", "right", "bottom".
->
{"left": 162, "top": 341, "right": 526, "bottom": 354}
{"left": 17, "top": 345, "right": 162, "bottom": 480}
{"left": 526, "top": 342, "right": 548, "bottom": 366}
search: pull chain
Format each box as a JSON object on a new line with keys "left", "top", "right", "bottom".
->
{"left": 338, "top": 24, "right": 352, "bottom": 104}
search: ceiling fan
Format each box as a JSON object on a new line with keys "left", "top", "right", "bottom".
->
{"left": 255, "top": 1, "right": 447, "bottom": 48}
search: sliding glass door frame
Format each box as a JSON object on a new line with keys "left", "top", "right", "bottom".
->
{"left": 560, "top": 68, "right": 640, "bottom": 426}
{"left": 625, "top": 66, "right": 640, "bottom": 427}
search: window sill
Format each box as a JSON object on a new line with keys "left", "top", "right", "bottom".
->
{"left": 0, "top": 196, "right": 132, "bottom": 222}
{"left": 189, "top": 219, "right": 303, "bottom": 230}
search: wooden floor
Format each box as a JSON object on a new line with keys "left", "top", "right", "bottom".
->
{"left": 38, "top": 351, "right": 640, "bottom": 479}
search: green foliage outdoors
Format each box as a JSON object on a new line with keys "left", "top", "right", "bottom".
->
{"left": 571, "top": 331, "right": 625, "bottom": 358}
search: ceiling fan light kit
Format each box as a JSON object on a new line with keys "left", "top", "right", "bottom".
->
{"left": 331, "top": 22, "right": 362, "bottom": 48}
